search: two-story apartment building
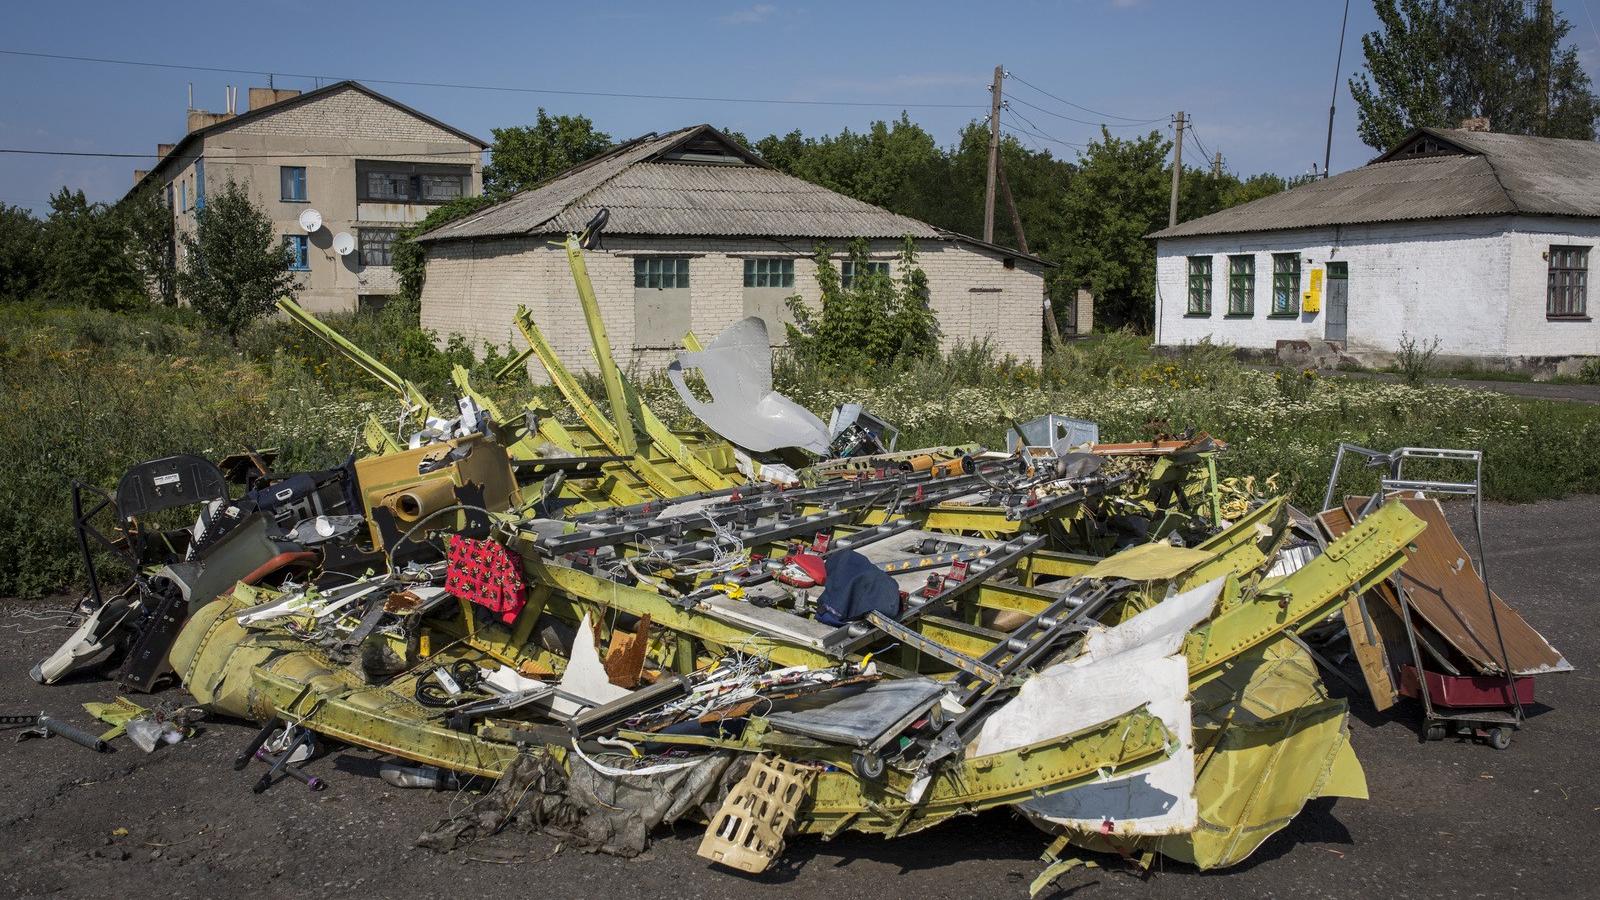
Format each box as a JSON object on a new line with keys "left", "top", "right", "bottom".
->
{"left": 128, "top": 80, "right": 486, "bottom": 313}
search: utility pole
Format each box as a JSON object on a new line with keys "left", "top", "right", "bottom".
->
{"left": 1324, "top": 0, "right": 1351, "bottom": 179}
{"left": 984, "top": 64, "right": 1003, "bottom": 243}
{"left": 1168, "top": 111, "right": 1185, "bottom": 228}
{"left": 1212, "top": 151, "right": 1222, "bottom": 177}
{"left": 1537, "top": 0, "right": 1553, "bottom": 130}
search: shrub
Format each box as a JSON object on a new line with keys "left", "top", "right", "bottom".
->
{"left": 1578, "top": 357, "right": 1600, "bottom": 385}
{"left": 1395, "top": 331, "right": 1443, "bottom": 386}
{"left": 785, "top": 236, "right": 938, "bottom": 372}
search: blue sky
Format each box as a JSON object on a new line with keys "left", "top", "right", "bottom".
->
{"left": 4, "top": 1, "right": 1600, "bottom": 215}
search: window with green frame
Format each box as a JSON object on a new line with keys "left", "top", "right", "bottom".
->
{"left": 1227, "top": 255, "right": 1254, "bottom": 315}
{"left": 1271, "top": 253, "right": 1301, "bottom": 315}
{"left": 1186, "top": 256, "right": 1212, "bottom": 314}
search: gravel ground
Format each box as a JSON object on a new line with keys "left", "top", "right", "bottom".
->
{"left": 1, "top": 496, "right": 1595, "bottom": 899}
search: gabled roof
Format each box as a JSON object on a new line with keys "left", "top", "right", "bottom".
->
{"left": 1150, "top": 127, "right": 1600, "bottom": 240}
{"left": 418, "top": 124, "right": 1049, "bottom": 264}
{"left": 126, "top": 81, "right": 487, "bottom": 199}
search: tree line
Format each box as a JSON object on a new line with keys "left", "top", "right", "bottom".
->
{"left": 4, "top": 0, "right": 1596, "bottom": 337}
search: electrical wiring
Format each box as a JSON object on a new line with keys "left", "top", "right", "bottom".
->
{"left": 1005, "top": 70, "right": 1163, "bottom": 123}
{"left": 0, "top": 48, "right": 985, "bottom": 110}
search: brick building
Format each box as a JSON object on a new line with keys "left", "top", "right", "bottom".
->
{"left": 128, "top": 81, "right": 485, "bottom": 313}
{"left": 1151, "top": 127, "right": 1600, "bottom": 372}
{"left": 416, "top": 125, "right": 1049, "bottom": 373}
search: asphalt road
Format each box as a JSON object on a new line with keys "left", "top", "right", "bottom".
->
{"left": 1, "top": 497, "right": 1595, "bottom": 899}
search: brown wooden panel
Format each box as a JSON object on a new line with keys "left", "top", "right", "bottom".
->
{"left": 1319, "top": 497, "right": 1569, "bottom": 677}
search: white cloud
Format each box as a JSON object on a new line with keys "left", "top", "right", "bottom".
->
{"left": 719, "top": 4, "right": 776, "bottom": 25}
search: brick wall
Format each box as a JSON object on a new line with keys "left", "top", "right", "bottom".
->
{"left": 1156, "top": 217, "right": 1514, "bottom": 357}
{"left": 420, "top": 236, "right": 1045, "bottom": 380}
{"left": 221, "top": 87, "right": 468, "bottom": 145}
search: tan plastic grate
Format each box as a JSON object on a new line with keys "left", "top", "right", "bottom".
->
{"left": 697, "top": 754, "right": 817, "bottom": 873}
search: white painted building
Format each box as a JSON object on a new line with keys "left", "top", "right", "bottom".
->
{"left": 416, "top": 125, "right": 1050, "bottom": 373}
{"left": 1151, "top": 127, "right": 1600, "bottom": 370}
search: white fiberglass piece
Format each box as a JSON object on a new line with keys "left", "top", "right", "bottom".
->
{"left": 667, "top": 317, "right": 831, "bottom": 455}
{"left": 973, "top": 576, "right": 1224, "bottom": 836}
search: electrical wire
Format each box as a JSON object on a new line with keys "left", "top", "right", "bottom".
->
{"left": 1002, "top": 116, "right": 1084, "bottom": 151}
{"left": 1005, "top": 93, "right": 1165, "bottom": 130}
{"left": 0, "top": 48, "right": 986, "bottom": 110}
{"left": 1005, "top": 70, "right": 1163, "bottom": 123}
{"left": 0, "top": 147, "right": 482, "bottom": 161}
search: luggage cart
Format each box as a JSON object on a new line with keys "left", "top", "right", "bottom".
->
{"left": 1324, "top": 445, "right": 1526, "bottom": 749}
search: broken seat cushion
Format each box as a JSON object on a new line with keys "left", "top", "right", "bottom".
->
{"left": 444, "top": 536, "right": 526, "bottom": 626}
{"left": 815, "top": 549, "right": 901, "bottom": 627}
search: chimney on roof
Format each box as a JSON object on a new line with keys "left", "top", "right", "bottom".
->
{"left": 1459, "top": 116, "right": 1491, "bottom": 132}
{"left": 186, "top": 109, "right": 233, "bottom": 133}
{"left": 133, "top": 169, "right": 149, "bottom": 186}
{"left": 157, "top": 143, "right": 176, "bottom": 158}
{"left": 248, "top": 86, "right": 301, "bottom": 111}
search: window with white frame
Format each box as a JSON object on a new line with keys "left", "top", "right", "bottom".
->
{"left": 284, "top": 235, "right": 309, "bottom": 271}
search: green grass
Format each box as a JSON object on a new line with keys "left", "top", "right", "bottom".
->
{"left": 4, "top": 305, "right": 1599, "bottom": 600}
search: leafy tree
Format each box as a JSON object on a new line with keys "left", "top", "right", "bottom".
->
{"left": 392, "top": 194, "right": 498, "bottom": 305}
{"left": 117, "top": 185, "right": 176, "bottom": 305}
{"left": 176, "top": 179, "right": 297, "bottom": 343}
{"left": 785, "top": 237, "right": 937, "bottom": 370}
{"left": 0, "top": 203, "right": 45, "bottom": 302}
{"left": 1351, "top": 0, "right": 1600, "bottom": 151}
{"left": 39, "top": 188, "right": 146, "bottom": 309}
{"left": 483, "top": 109, "right": 613, "bottom": 196}
{"left": 1057, "top": 129, "right": 1171, "bottom": 331}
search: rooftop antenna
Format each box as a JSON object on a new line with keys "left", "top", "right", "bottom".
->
{"left": 187, "top": 82, "right": 193, "bottom": 110}
{"left": 1323, "top": 0, "right": 1351, "bottom": 178}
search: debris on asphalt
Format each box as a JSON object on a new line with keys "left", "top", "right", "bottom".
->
{"left": 19, "top": 210, "right": 1572, "bottom": 891}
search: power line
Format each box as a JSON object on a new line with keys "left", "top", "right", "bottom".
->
{"left": 1002, "top": 105, "right": 1084, "bottom": 149}
{"left": 1002, "top": 116, "right": 1084, "bottom": 151}
{"left": 1, "top": 147, "right": 484, "bottom": 161}
{"left": 1186, "top": 121, "right": 1212, "bottom": 164}
{"left": 1005, "top": 93, "right": 1165, "bottom": 129}
{"left": 1005, "top": 70, "right": 1162, "bottom": 123}
{"left": 0, "top": 48, "right": 987, "bottom": 110}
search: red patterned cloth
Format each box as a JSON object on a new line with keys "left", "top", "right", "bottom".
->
{"left": 444, "top": 535, "right": 527, "bottom": 625}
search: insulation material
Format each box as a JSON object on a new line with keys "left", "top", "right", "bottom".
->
{"left": 975, "top": 577, "right": 1224, "bottom": 835}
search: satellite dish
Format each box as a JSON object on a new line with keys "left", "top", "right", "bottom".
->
{"left": 332, "top": 232, "right": 356, "bottom": 257}
{"left": 298, "top": 208, "right": 323, "bottom": 233}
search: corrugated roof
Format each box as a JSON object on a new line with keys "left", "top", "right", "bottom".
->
{"left": 419, "top": 124, "right": 946, "bottom": 245}
{"left": 1151, "top": 127, "right": 1600, "bottom": 240}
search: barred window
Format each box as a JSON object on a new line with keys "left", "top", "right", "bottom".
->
{"left": 1547, "top": 245, "right": 1588, "bottom": 318}
{"left": 1186, "top": 256, "right": 1212, "bottom": 315}
{"left": 634, "top": 256, "right": 690, "bottom": 289}
{"left": 841, "top": 259, "right": 890, "bottom": 289}
{"left": 743, "top": 258, "right": 794, "bottom": 288}
{"left": 1228, "top": 255, "right": 1254, "bottom": 315}
{"left": 359, "top": 227, "right": 400, "bottom": 267}
{"left": 1271, "top": 253, "right": 1300, "bottom": 315}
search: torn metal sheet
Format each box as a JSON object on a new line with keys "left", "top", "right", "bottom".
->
{"left": 667, "top": 316, "right": 831, "bottom": 455}
{"left": 1320, "top": 497, "right": 1570, "bottom": 676}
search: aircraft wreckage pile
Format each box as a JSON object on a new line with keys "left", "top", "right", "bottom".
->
{"left": 30, "top": 215, "right": 1571, "bottom": 893}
